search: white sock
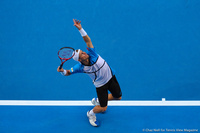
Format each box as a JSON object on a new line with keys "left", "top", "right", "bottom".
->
{"left": 89, "top": 109, "right": 95, "bottom": 116}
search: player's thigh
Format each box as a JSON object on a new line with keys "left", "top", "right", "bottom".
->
{"left": 108, "top": 76, "right": 122, "bottom": 98}
{"left": 96, "top": 85, "right": 108, "bottom": 107}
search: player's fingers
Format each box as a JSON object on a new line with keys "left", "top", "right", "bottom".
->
{"left": 73, "top": 19, "right": 76, "bottom": 23}
{"left": 57, "top": 66, "right": 61, "bottom": 72}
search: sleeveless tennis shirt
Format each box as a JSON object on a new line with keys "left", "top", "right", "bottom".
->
{"left": 70, "top": 47, "right": 114, "bottom": 87}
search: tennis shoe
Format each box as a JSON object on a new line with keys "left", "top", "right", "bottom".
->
{"left": 91, "top": 98, "right": 100, "bottom": 106}
{"left": 87, "top": 111, "right": 99, "bottom": 127}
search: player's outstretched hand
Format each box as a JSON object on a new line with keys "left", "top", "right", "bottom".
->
{"left": 73, "top": 19, "right": 82, "bottom": 30}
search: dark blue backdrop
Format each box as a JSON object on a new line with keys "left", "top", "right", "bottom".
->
{"left": 0, "top": 0, "right": 200, "bottom": 100}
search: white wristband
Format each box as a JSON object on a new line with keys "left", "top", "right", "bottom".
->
{"left": 79, "top": 28, "right": 87, "bottom": 37}
{"left": 60, "top": 70, "right": 67, "bottom": 76}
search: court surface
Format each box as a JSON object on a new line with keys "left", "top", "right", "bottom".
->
{"left": 0, "top": 103, "right": 200, "bottom": 133}
{"left": 0, "top": 0, "right": 200, "bottom": 132}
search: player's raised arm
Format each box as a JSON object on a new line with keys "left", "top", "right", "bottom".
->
{"left": 73, "top": 19, "right": 94, "bottom": 48}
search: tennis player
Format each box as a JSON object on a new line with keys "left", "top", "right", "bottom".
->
{"left": 57, "top": 19, "right": 122, "bottom": 127}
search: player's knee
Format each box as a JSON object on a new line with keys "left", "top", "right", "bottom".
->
{"left": 101, "top": 106, "right": 107, "bottom": 112}
{"left": 114, "top": 96, "right": 122, "bottom": 100}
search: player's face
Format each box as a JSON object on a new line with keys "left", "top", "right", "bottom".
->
{"left": 79, "top": 50, "right": 89, "bottom": 61}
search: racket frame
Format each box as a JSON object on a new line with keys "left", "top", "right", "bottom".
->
{"left": 58, "top": 47, "right": 75, "bottom": 69}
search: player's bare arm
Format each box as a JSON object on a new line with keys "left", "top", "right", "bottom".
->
{"left": 73, "top": 19, "right": 94, "bottom": 48}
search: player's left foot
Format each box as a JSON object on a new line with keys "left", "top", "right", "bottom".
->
{"left": 87, "top": 111, "right": 99, "bottom": 127}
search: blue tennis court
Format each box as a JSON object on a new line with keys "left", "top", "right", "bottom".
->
{"left": 0, "top": 106, "right": 199, "bottom": 133}
{"left": 0, "top": 0, "right": 200, "bottom": 132}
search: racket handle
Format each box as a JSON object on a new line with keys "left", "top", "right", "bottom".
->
{"left": 59, "top": 64, "right": 63, "bottom": 69}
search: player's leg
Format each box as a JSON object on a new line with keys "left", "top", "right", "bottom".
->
{"left": 92, "top": 76, "right": 122, "bottom": 105}
{"left": 108, "top": 93, "right": 122, "bottom": 100}
{"left": 92, "top": 93, "right": 121, "bottom": 105}
{"left": 87, "top": 83, "right": 108, "bottom": 126}
{"left": 108, "top": 75, "right": 122, "bottom": 100}
{"left": 93, "top": 105, "right": 107, "bottom": 113}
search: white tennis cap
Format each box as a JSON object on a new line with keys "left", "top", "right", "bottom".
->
{"left": 73, "top": 49, "right": 80, "bottom": 62}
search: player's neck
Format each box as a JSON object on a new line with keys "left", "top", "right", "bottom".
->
{"left": 81, "top": 59, "right": 90, "bottom": 66}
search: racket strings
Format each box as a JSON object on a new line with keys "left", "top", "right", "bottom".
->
{"left": 59, "top": 49, "right": 74, "bottom": 59}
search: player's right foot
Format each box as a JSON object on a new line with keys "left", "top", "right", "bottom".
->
{"left": 91, "top": 98, "right": 100, "bottom": 106}
{"left": 87, "top": 111, "right": 99, "bottom": 127}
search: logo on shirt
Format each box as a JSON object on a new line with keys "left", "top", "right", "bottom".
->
{"left": 71, "top": 68, "right": 74, "bottom": 72}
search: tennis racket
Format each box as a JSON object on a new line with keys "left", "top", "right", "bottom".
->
{"left": 58, "top": 47, "right": 75, "bottom": 69}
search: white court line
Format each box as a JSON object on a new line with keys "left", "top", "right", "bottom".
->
{"left": 0, "top": 99, "right": 200, "bottom": 106}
